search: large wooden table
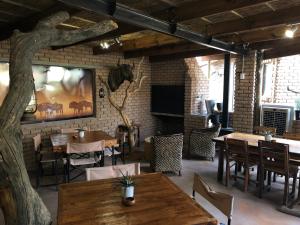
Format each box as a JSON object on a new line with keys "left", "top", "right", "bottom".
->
{"left": 213, "top": 132, "right": 300, "bottom": 216}
{"left": 57, "top": 173, "right": 218, "bottom": 225}
{"left": 50, "top": 130, "right": 118, "bottom": 152}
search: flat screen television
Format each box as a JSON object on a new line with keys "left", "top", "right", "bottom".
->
{"left": 151, "top": 85, "right": 184, "bottom": 116}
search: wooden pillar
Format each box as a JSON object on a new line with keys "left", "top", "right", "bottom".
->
{"left": 222, "top": 53, "right": 230, "bottom": 128}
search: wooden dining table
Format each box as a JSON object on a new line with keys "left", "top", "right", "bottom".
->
{"left": 50, "top": 130, "right": 118, "bottom": 153}
{"left": 213, "top": 132, "right": 300, "bottom": 217}
{"left": 57, "top": 173, "right": 218, "bottom": 225}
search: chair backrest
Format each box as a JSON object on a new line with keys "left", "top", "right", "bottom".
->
{"left": 86, "top": 163, "right": 140, "bottom": 181}
{"left": 225, "top": 138, "right": 248, "bottom": 161}
{"left": 33, "top": 134, "right": 41, "bottom": 152}
{"left": 153, "top": 133, "right": 183, "bottom": 154}
{"left": 283, "top": 132, "right": 300, "bottom": 141}
{"left": 253, "top": 126, "right": 276, "bottom": 135}
{"left": 193, "top": 173, "right": 234, "bottom": 225}
{"left": 66, "top": 140, "right": 104, "bottom": 154}
{"left": 61, "top": 128, "right": 78, "bottom": 134}
{"left": 258, "top": 140, "right": 289, "bottom": 173}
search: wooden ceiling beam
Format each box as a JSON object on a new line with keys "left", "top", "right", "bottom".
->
{"left": 250, "top": 37, "right": 300, "bottom": 50}
{"left": 59, "top": 0, "right": 271, "bottom": 50}
{"left": 124, "top": 42, "right": 202, "bottom": 58}
{"left": 152, "top": 0, "right": 271, "bottom": 22}
{"left": 206, "top": 5, "right": 300, "bottom": 36}
{"left": 263, "top": 42, "right": 300, "bottom": 59}
{"left": 149, "top": 48, "right": 223, "bottom": 63}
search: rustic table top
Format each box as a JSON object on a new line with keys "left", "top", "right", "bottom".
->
{"left": 213, "top": 132, "right": 300, "bottom": 156}
{"left": 57, "top": 173, "right": 217, "bottom": 225}
{"left": 50, "top": 130, "right": 118, "bottom": 152}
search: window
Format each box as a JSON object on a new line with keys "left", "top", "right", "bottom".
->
{"left": 196, "top": 57, "right": 235, "bottom": 113}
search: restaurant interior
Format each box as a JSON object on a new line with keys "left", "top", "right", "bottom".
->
{"left": 1, "top": 0, "right": 300, "bottom": 225}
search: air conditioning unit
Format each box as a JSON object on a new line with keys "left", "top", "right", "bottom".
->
{"left": 260, "top": 104, "right": 294, "bottom": 135}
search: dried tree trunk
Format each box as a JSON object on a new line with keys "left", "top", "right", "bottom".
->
{"left": 99, "top": 57, "right": 147, "bottom": 151}
{"left": 0, "top": 11, "right": 117, "bottom": 225}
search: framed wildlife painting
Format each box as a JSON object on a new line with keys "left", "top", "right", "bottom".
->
{"left": 0, "top": 62, "right": 95, "bottom": 122}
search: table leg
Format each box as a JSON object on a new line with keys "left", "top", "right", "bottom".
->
{"left": 217, "top": 145, "right": 224, "bottom": 182}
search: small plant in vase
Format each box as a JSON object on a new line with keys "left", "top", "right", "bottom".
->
{"left": 295, "top": 98, "right": 300, "bottom": 120}
{"left": 119, "top": 171, "right": 135, "bottom": 206}
{"left": 264, "top": 131, "right": 273, "bottom": 141}
{"left": 75, "top": 128, "right": 86, "bottom": 138}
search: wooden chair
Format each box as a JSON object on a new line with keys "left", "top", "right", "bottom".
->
{"left": 283, "top": 132, "right": 300, "bottom": 141}
{"left": 258, "top": 140, "right": 298, "bottom": 206}
{"left": 66, "top": 140, "right": 104, "bottom": 182}
{"left": 225, "top": 138, "right": 257, "bottom": 192}
{"left": 192, "top": 173, "right": 234, "bottom": 225}
{"left": 86, "top": 163, "right": 140, "bottom": 181}
{"left": 33, "top": 134, "right": 60, "bottom": 188}
{"left": 253, "top": 126, "right": 277, "bottom": 135}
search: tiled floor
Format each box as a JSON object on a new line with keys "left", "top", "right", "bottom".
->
{"left": 1, "top": 155, "right": 300, "bottom": 225}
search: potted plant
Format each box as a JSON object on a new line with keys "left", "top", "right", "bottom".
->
{"left": 76, "top": 128, "right": 86, "bottom": 138}
{"left": 119, "top": 171, "right": 135, "bottom": 199}
{"left": 295, "top": 98, "right": 300, "bottom": 120}
{"left": 264, "top": 131, "right": 273, "bottom": 141}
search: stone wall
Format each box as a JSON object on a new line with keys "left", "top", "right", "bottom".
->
{"left": 0, "top": 40, "right": 155, "bottom": 170}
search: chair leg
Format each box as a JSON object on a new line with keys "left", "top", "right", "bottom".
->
{"left": 267, "top": 171, "right": 272, "bottom": 188}
{"left": 244, "top": 167, "right": 249, "bottom": 192}
{"left": 228, "top": 218, "right": 231, "bottom": 225}
{"left": 291, "top": 173, "right": 297, "bottom": 197}
{"left": 192, "top": 190, "right": 195, "bottom": 199}
{"left": 273, "top": 172, "right": 277, "bottom": 182}
{"left": 178, "top": 170, "right": 182, "bottom": 176}
{"left": 259, "top": 168, "right": 264, "bottom": 198}
{"left": 55, "top": 160, "right": 58, "bottom": 189}
{"left": 225, "top": 160, "right": 230, "bottom": 187}
{"left": 234, "top": 163, "right": 238, "bottom": 181}
{"left": 283, "top": 175, "right": 289, "bottom": 206}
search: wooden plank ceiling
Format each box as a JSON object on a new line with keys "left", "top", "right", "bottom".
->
{"left": 1, "top": 0, "right": 300, "bottom": 60}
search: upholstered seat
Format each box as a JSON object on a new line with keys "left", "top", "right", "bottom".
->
{"left": 188, "top": 125, "right": 221, "bottom": 160}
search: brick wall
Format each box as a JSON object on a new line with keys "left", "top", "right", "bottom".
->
{"left": 273, "top": 55, "right": 300, "bottom": 104}
{"left": 233, "top": 51, "right": 257, "bottom": 133}
{"left": 0, "top": 40, "right": 155, "bottom": 170}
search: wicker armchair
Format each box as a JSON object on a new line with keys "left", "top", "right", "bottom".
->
{"left": 151, "top": 133, "right": 183, "bottom": 175}
{"left": 188, "top": 125, "right": 221, "bottom": 161}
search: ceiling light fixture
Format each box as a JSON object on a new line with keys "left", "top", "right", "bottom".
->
{"left": 99, "top": 37, "right": 123, "bottom": 50}
{"left": 285, "top": 25, "right": 297, "bottom": 38}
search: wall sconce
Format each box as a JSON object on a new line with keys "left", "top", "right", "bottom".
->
{"left": 99, "top": 87, "right": 105, "bottom": 98}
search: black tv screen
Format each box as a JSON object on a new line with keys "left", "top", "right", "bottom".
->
{"left": 151, "top": 85, "right": 184, "bottom": 115}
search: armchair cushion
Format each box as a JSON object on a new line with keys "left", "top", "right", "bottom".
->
{"left": 189, "top": 125, "right": 221, "bottom": 159}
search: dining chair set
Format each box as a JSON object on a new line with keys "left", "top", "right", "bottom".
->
{"left": 33, "top": 128, "right": 123, "bottom": 188}
{"left": 224, "top": 127, "right": 300, "bottom": 206}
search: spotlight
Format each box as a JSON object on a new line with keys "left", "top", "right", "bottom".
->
{"left": 285, "top": 26, "right": 297, "bottom": 38}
